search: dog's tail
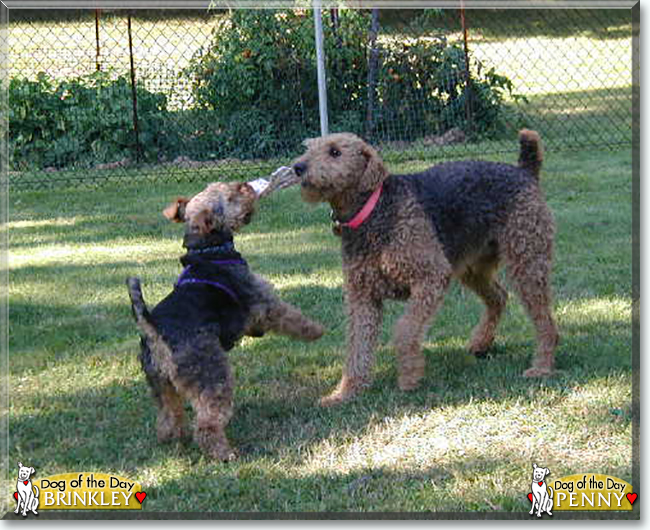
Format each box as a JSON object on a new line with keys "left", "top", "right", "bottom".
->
{"left": 126, "top": 277, "right": 157, "bottom": 338}
{"left": 518, "top": 129, "right": 543, "bottom": 179}
{"left": 126, "top": 277, "right": 176, "bottom": 380}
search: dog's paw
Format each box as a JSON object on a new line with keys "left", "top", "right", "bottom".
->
{"left": 305, "top": 323, "right": 325, "bottom": 341}
{"left": 472, "top": 349, "right": 491, "bottom": 360}
{"left": 219, "top": 450, "right": 238, "bottom": 463}
{"left": 398, "top": 364, "right": 425, "bottom": 391}
{"left": 319, "top": 388, "right": 358, "bottom": 407}
{"left": 523, "top": 366, "right": 554, "bottom": 378}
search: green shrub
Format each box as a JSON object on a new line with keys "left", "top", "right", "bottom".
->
{"left": 8, "top": 71, "right": 175, "bottom": 170}
{"left": 8, "top": 10, "right": 524, "bottom": 171}
{"left": 186, "top": 9, "right": 523, "bottom": 155}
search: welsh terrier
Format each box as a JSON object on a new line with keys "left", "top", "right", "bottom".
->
{"left": 293, "top": 130, "right": 558, "bottom": 406}
{"left": 127, "top": 178, "right": 324, "bottom": 459}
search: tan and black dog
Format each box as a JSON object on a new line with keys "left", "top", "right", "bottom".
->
{"left": 127, "top": 179, "right": 324, "bottom": 460}
{"left": 293, "top": 130, "right": 558, "bottom": 406}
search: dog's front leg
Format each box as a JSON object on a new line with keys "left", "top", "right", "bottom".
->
{"left": 393, "top": 280, "right": 448, "bottom": 391}
{"left": 321, "top": 293, "right": 383, "bottom": 406}
{"left": 536, "top": 493, "right": 545, "bottom": 517}
{"left": 20, "top": 493, "right": 29, "bottom": 516}
{"left": 245, "top": 274, "right": 324, "bottom": 340}
{"left": 264, "top": 299, "right": 325, "bottom": 341}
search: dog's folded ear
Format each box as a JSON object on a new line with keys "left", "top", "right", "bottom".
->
{"left": 237, "top": 182, "right": 257, "bottom": 199}
{"left": 163, "top": 197, "right": 190, "bottom": 223}
{"left": 360, "top": 143, "right": 389, "bottom": 193}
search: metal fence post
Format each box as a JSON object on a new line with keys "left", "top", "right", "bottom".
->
{"left": 94, "top": 9, "right": 101, "bottom": 71}
{"left": 313, "top": 0, "right": 329, "bottom": 137}
{"left": 127, "top": 14, "right": 142, "bottom": 163}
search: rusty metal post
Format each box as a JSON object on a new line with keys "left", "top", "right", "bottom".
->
{"left": 127, "top": 14, "right": 141, "bottom": 163}
{"left": 94, "top": 9, "right": 101, "bottom": 71}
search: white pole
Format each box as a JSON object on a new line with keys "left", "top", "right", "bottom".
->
{"left": 313, "top": 0, "right": 329, "bottom": 137}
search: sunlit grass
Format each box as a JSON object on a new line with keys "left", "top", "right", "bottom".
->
{"left": 6, "top": 146, "right": 634, "bottom": 513}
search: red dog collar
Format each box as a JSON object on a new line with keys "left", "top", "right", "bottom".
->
{"left": 339, "top": 182, "right": 383, "bottom": 230}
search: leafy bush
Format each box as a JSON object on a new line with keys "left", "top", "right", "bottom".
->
{"left": 186, "top": 9, "right": 523, "bottom": 156}
{"left": 8, "top": 10, "right": 523, "bottom": 171}
{"left": 376, "top": 34, "right": 523, "bottom": 140}
{"left": 8, "top": 71, "right": 175, "bottom": 170}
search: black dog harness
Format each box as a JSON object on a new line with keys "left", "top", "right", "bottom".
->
{"left": 175, "top": 258, "right": 246, "bottom": 304}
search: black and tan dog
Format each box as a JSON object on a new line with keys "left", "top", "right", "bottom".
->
{"left": 293, "top": 130, "right": 558, "bottom": 406}
{"left": 127, "top": 179, "right": 324, "bottom": 460}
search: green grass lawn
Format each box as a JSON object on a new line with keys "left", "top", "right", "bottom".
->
{"left": 5, "top": 146, "right": 633, "bottom": 514}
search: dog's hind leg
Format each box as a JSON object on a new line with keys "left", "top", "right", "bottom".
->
{"left": 460, "top": 257, "right": 508, "bottom": 358}
{"left": 501, "top": 197, "right": 558, "bottom": 377}
{"left": 153, "top": 381, "right": 186, "bottom": 442}
{"left": 192, "top": 381, "right": 235, "bottom": 461}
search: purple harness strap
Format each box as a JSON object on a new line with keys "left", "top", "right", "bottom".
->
{"left": 175, "top": 259, "right": 245, "bottom": 304}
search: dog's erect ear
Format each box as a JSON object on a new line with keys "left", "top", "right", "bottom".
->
{"left": 359, "top": 142, "right": 388, "bottom": 193}
{"left": 532, "top": 463, "right": 538, "bottom": 470}
{"left": 162, "top": 197, "right": 190, "bottom": 223}
{"left": 17, "top": 462, "right": 22, "bottom": 469}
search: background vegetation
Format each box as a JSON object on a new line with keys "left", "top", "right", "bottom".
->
{"left": 7, "top": 8, "right": 631, "bottom": 179}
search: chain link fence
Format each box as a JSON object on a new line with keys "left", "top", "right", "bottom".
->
{"left": 7, "top": 8, "right": 633, "bottom": 190}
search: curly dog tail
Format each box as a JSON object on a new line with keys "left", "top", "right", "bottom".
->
{"left": 126, "top": 277, "right": 177, "bottom": 380}
{"left": 518, "top": 129, "right": 544, "bottom": 179}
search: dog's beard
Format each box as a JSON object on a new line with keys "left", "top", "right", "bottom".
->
{"left": 300, "top": 183, "right": 326, "bottom": 204}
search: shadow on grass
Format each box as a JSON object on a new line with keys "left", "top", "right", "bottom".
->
{"left": 7, "top": 353, "right": 632, "bottom": 512}
{"left": 459, "top": 9, "right": 632, "bottom": 42}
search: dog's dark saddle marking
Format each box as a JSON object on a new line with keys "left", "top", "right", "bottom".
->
{"left": 176, "top": 259, "right": 246, "bottom": 304}
{"left": 148, "top": 241, "right": 252, "bottom": 355}
{"left": 402, "top": 160, "right": 538, "bottom": 264}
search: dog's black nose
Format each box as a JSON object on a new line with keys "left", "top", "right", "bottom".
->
{"left": 293, "top": 162, "right": 307, "bottom": 177}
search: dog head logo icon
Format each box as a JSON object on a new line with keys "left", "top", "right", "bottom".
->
{"left": 14, "top": 462, "right": 40, "bottom": 517}
{"left": 528, "top": 463, "right": 553, "bottom": 517}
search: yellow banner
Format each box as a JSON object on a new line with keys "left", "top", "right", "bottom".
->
{"left": 32, "top": 473, "right": 143, "bottom": 510}
{"left": 552, "top": 474, "right": 633, "bottom": 511}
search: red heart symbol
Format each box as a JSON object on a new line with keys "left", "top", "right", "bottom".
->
{"left": 627, "top": 493, "right": 638, "bottom": 505}
{"left": 538, "top": 481, "right": 543, "bottom": 486}
{"left": 135, "top": 491, "right": 146, "bottom": 504}
{"left": 13, "top": 492, "right": 18, "bottom": 500}
{"left": 23, "top": 481, "right": 28, "bottom": 485}
{"left": 527, "top": 493, "right": 533, "bottom": 502}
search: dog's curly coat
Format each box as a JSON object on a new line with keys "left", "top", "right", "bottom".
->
{"left": 127, "top": 181, "right": 324, "bottom": 459}
{"left": 293, "top": 130, "right": 558, "bottom": 406}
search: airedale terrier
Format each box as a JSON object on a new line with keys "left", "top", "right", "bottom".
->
{"left": 126, "top": 179, "right": 324, "bottom": 459}
{"left": 293, "top": 130, "right": 558, "bottom": 406}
